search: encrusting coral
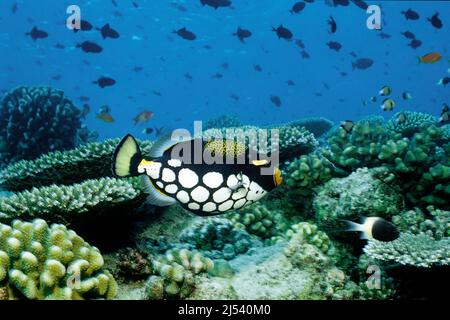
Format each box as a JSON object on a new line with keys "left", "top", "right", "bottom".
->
{"left": 0, "top": 177, "right": 145, "bottom": 224}
{"left": 313, "top": 167, "right": 404, "bottom": 228}
{"left": 0, "top": 86, "right": 83, "bottom": 167}
{"left": 0, "top": 219, "right": 117, "bottom": 299}
{"left": 142, "top": 248, "right": 213, "bottom": 299}
{"left": 0, "top": 139, "right": 154, "bottom": 191}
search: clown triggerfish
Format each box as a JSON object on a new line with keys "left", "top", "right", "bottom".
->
{"left": 112, "top": 134, "right": 283, "bottom": 216}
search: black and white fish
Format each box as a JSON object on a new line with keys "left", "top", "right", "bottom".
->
{"left": 112, "top": 135, "right": 283, "bottom": 216}
{"left": 344, "top": 217, "right": 399, "bottom": 242}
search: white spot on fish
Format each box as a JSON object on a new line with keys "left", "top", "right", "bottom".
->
{"left": 188, "top": 203, "right": 200, "bottom": 210}
{"left": 178, "top": 168, "right": 198, "bottom": 188}
{"left": 168, "top": 159, "right": 182, "bottom": 168}
{"left": 165, "top": 184, "right": 178, "bottom": 194}
{"left": 218, "top": 200, "right": 234, "bottom": 212}
{"left": 202, "top": 172, "right": 223, "bottom": 189}
{"left": 191, "top": 186, "right": 210, "bottom": 203}
{"left": 162, "top": 168, "right": 176, "bottom": 182}
{"left": 176, "top": 190, "right": 190, "bottom": 203}
{"left": 203, "top": 202, "right": 217, "bottom": 212}
{"left": 213, "top": 187, "right": 231, "bottom": 203}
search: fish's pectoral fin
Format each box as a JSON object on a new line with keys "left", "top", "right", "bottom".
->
{"left": 112, "top": 134, "right": 142, "bottom": 177}
{"left": 141, "top": 176, "right": 176, "bottom": 207}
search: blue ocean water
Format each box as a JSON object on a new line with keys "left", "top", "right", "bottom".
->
{"left": 0, "top": 0, "right": 448, "bottom": 141}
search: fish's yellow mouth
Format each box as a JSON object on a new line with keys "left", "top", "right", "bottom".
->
{"left": 274, "top": 167, "right": 283, "bottom": 186}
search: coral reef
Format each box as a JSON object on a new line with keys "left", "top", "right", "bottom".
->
{"left": 392, "top": 206, "right": 449, "bottom": 239}
{"left": 225, "top": 202, "right": 293, "bottom": 241}
{"left": 0, "top": 86, "right": 83, "bottom": 167}
{"left": 0, "top": 139, "right": 153, "bottom": 191}
{"left": 385, "top": 111, "right": 437, "bottom": 137}
{"left": 364, "top": 233, "right": 450, "bottom": 268}
{"left": 313, "top": 167, "right": 404, "bottom": 228}
{"left": 203, "top": 115, "right": 242, "bottom": 130}
{"left": 111, "top": 248, "right": 152, "bottom": 280}
{"left": 287, "top": 117, "right": 334, "bottom": 138}
{"left": 142, "top": 248, "right": 213, "bottom": 299}
{"left": 284, "top": 153, "right": 334, "bottom": 198}
{"left": 202, "top": 122, "right": 318, "bottom": 162}
{"left": 179, "top": 218, "right": 254, "bottom": 260}
{"left": 0, "top": 177, "right": 145, "bottom": 224}
{"left": 0, "top": 219, "right": 117, "bottom": 299}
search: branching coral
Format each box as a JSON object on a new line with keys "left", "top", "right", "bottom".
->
{"left": 179, "top": 218, "right": 253, "bottom": 260}
{"left": 286, "top": 117, "right": 334, "bottom": 138}
{"left": 0, "top": 177, "right": 144, "bottom": 224}
{"left": 0, "top": 219, "right": 117, "bottom": 299}
{"left": 0, "top": 139, "right": 153, "bottom": 191}
{"left": 0, "top": 86, "right": 83, "bottom": 166}
{"left": 364, "top": 233, "right": 450, "bottom": 268}
{"left": 143, "top": 248, "right": 213, "bottom": 299}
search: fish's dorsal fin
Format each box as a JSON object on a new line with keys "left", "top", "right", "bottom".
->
{"left": 148, "top": 133, "right": 188, "bottom": 158}
{"left": 141, "top": 176, "right": 176, "bottom": 206}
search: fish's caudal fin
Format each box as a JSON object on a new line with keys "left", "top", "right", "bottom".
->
{"left": 112, "top": 134, "right": 142, "bottom": 177}
{"left": 342, "top": 220, "right": 365, "bottom": 232}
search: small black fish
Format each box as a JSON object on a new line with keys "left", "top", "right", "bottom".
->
{"left": 402, "top": 8, "right": 420, "bottom": 20}
{"left": 152, "top": 90, "right": 162, "bottom": 96}
{"left": 233, "top": 27, "right": 252, "bottom": 43}
{"left": 438, "top": 77, "right": 450, "bottom": 86}
{"left": 133, "top": 66, "right": 143, "bottom": 72}
{"left": 286, "top": 80, "right": 295, "bottom": 86}
{"left": 378, "top": 32, "right": 391, "bottom": 39}
{"left": 301, "top": 50, "right": 310, "bottom": 59}
{"left": 230, "top": 94, "right": 240, "bottom": 101}
{"left": 272, "top": 25, "right": 293, "bottom": 40}
{"left": 76, "top": 41, "right": 103, "bottom": 53}
{"left": 97, "top": 23, "right": 120, "bottom": 39}
{"left": 349, "top": 51, "right": 357, "bottom": 58}
{"left": 327, "top": 41, "right": 342, "bottom": 51}
{"left": 211, "top": 72, "right": 223, "bottom": 79}
{"left": 253, "top": 64, "right": 262, "bottom": 72}
{"left": 401, "top": 31, "right": 415, "bottom": 39}
{"left": 93, "top": 77, "right": 116, "bottom": 88}
{"left": 332, "top": 0, "right": 350, "bottom": 7}
{"left": 408, "top": 39, "right": 422, "bottom": 49}
{"left": 352, "top": 58, "right": 374, "bottom": 70}
{"left": 173, "top": 27, "right": 196, "bottom": 40}
{"left": 112, "top": 0, "right": 118, "bottom": 7}
{"left": 295, "top": 39, "right": 305, "bottom": 49}
{"left": 427, "top": 13, "right": 443, "bottom": 29}
{"left": 78, "top": 96, "right": 90, "bottom": 102}
{"left": 12, "top": 2, "right": 18, "bottom": 14}
{"left": 270, "top": 95, "right": 282, "bottom": 107}
{"left": 328, "top": 16, "right": 337, "bottom": 34}
{"left": 344, "top": 217, "right": 399, "bottom": 242}
{"left": 171, "top": 3, "right": 187, "bottom": 12}
{"left": 340, "top": 120, "right": 354, "bottom": 133}
{"left": 51, "top": 74, "right": 62, "bottom": 81}
{"left": 54, "top": 43, "right": 65, "bottom": 49}
{"left": 26, "top": 26, "right": 48, "bottom": 40}
{"left": 200, "top": 0, "right": 232, "bottom": 9}
{"left": 73, "top": 20, "right": 93, "bottom": 33}
{"left": 290, "top": 2, "right": 306, "bottom": 14}
{"left": 184, "top": 73, "right": 193, "bottom": 80}
{"left": 142, "top": 128, "right": 154, "bottom": 135}
{"left": 132, "top": 1, "right": 139, "bottom": 8}
{"left": 221, "top": 62, "right": 229, "bottom": 70}
{"left": 350, "top": 0, "right": 368, "bottom": 10}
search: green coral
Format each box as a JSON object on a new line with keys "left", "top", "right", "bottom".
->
{"left": 0, "top": 139, "right": 153, "bottom": 192}
{"left": 313, "top": 167, "right": 404, "bottom": 228}
{"left": 284, "top": 222, "right": 331, "bottom": 254}
{"left": 0, "top": 219, "right": 117, "bottom": 299}
{"left": 385, "top": 111, "right": 437, "bottom": 137}
{"left": 179, "top": 218, "right": 254, "bottom": 260}
{"left": 364, "top": 233, "right": 450, "bottom": 268}
{"left": 143, "top": 249, "right": 213, "bottom": 299}
{"left": 226, "top": 202, "right": 292, "bottom": 240}
{"left": 392, "top": 206, "right": 449, "bottom": 239}
{"left": 284, "top": 153, "right": 334, "bottom": 198}
{"left": 287, "top": 117, "right": 334, "bottom": 138}
{"left": 0, "top": 177, "right": 144, "bottom": 224}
